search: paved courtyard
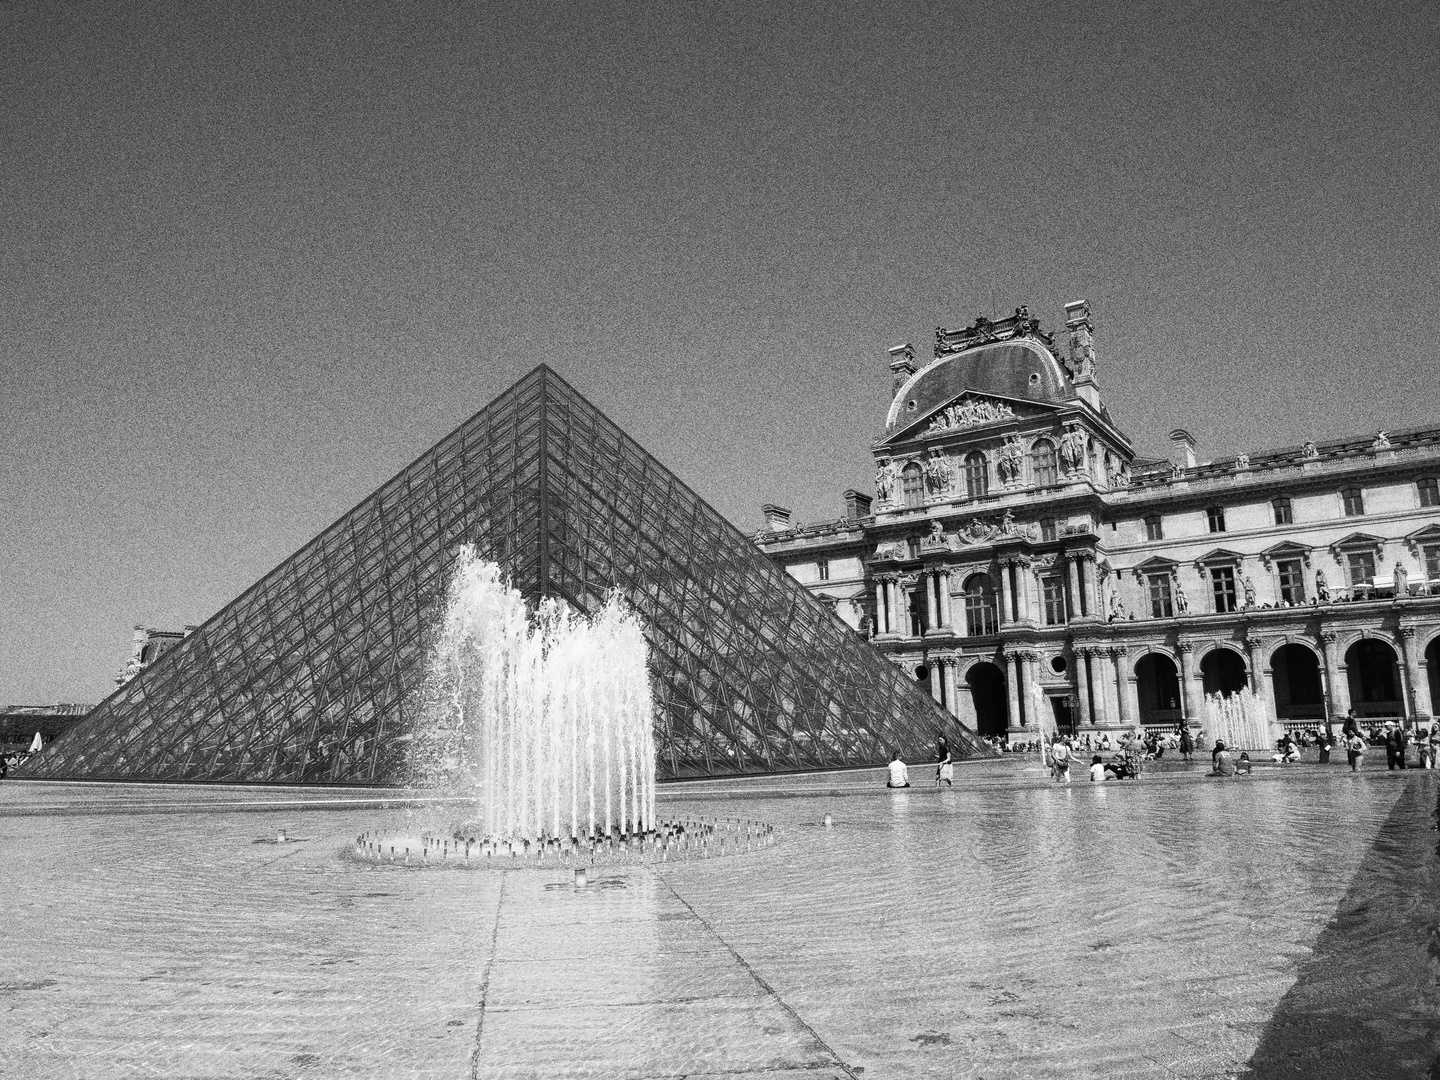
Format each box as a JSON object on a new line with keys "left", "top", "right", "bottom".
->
{"left": 1, "top": 760, "right": 1437, "bottom": 1079}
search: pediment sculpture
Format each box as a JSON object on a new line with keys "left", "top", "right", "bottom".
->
{"left": 924, "top": 396, "right": 1016, "bottom": 434}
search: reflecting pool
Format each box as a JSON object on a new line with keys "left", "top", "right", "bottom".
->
{"left": 1, "top": 759, "right": 1436, "bottom": 1079}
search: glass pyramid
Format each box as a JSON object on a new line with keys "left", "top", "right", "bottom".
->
{"left": 21, "top": 366, "right": 987, "bottom": 785}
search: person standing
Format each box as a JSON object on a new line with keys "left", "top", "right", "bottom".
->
{"left": 1342, "top": 710, "right": 1360, "bottom": 742}
{"left": 1050, "top": 736, "right": 1072, "bottom": 783}
{"left": 1346, "top": 729, "right": 1366, "bottom": 772}
{"left": 934, "top": 737, "right": 953, "bottom": 788}
{"left": 1318, "top": 728, "right": 1333, "bottom": 765}
{"left": 1178, "top": 723, "right": 1194, "bottom": 762}
{"left": 1383, "top": 721, "right": 1407, "bottom": 770}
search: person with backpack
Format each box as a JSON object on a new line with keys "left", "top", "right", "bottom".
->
{"left": 1050, "top": 736, "right": 1072, "bottom": 784}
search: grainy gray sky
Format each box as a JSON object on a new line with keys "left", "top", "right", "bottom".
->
{"left": 3, "top": 0, "right": 1438, "bottom": 704}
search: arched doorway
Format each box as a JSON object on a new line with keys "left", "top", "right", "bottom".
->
{"left": 965, "top": 661, "right": 1008, "bottom": 738}
{"left": 1345, "top": 638, "right": 1403, "bottom": 718}
{"left": 1201, "top": 648, "right": 1247, "bottom": 696}
{"left": 1135, "top": 653, "right": 1182, "bottom": 725}
{"left": 1427, "top": 636, "right": 1440, "bottom": 715}
{"left": 1271, "top": 643, "right": 1325, "bottom": 721}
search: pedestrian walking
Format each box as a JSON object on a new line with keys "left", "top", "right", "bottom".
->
{"left": 1050, "top": 736, "right": 1072, "bottom": 784}
{"left": 935, "top": 736, "right": 953, "bottom": 787}
{"left": 1346, "top": 730, "right": 1366, "bottom": 772}
{"left": 1178, "top": 723, "right": 1194, "bottom": 762}
{"left": 1382, "top": 720, "right": 1408, "bottom": 770}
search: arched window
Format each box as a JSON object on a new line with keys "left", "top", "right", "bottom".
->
{"left": 964, "top": 452, "right": 988, "bottom": 499}
{"left": 963, "top": 573, "right": 998, "bottom": 636}
{"left": 901, "top": 462, "right": 925, "bottom": 507}
{"left": 1031, "top": 440, "right": 1056, "bottom": 487}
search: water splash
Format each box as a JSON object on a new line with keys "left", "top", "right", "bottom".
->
{"left": 1203, "top": 688, "right": 1279, "bottom": 751}
{"left": 412, "top": 548, "right": 656, "bottom": 841}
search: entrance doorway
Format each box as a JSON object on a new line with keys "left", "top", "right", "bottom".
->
{"left": 1048, "top": 695, "right": 1075, "bottom": 736}
{"left": 1135, "top": 653, "right": 1182, "bottom": 725}
{"left": 1345, "top": 638, "right": 1403, "bottom": 718}
{"left": 1201, "top": 648, "right": 1248, "bottom": 697}
{"left": 965, "top": 661, "right": 1009, "bottom": 738}
{"left": 1271, "top": 643, "right": 1325, "bottom": 721}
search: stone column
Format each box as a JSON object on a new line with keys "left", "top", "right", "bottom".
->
{"left": 928, "top": 657, "right": 944, "bottom": 704}
{"left": 1073, "top": 647, "right": 1093, "bottom": 727}
{"left": 925, "top": 571, "right": 939, "bottom": 632}
{"left": 1319, "top": 630, "right": 1349, "bottom": 718}
{"left": 1176, "top": 641, "right": 1197, "bottom": 723}
{"left": 997, "top": 562, "right": 1013, "bottom": 628}
{"left": 938, "top": 570, "right": 953, "bottom": 629}
{"left": 1022, "top": 651, "right": 1042, "bottom": 729}
{"left": 949, "top": 661, "right": 976, "bottom": 728}
{"left": 1015, "top": 562, "right": 1034, "bottom": 625}
{"left": 1245, "top": 638, "right": 1265, "bottom": 693}
{"left": 1398, "top": 627, "right": 1425, "bottom": 724}
{"left": 893, "top": 579, "right": 909, "bottom": 638}
{"left": 1063, "top": 557, "right": 1081, "bottom": 623}
{"left": 1004, "top": 651, "right": 1024, "bottom": 736}
{"left": 1079, "top": 556, "right": 1096, "bottom": 618}
{"left": 1110, "top": 647, "right": 1131, "bottom": 727}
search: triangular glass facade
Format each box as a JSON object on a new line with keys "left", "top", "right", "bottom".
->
{"left": 22, "top": 367, "right": 986, "bottom": 784}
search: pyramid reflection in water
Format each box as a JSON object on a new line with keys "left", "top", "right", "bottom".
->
{"left": 22, "top": 366, "right": 987, "bottom": 784}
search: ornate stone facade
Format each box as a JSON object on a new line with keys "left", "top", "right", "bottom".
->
{"left": 757, "top": 300, "right": 1440, "bottom": 743}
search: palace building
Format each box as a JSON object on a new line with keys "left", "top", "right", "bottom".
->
{"left": 756, "top": 302, "right": 1440, "bottom": 743}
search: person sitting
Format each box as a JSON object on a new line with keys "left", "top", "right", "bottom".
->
{"left": 886, "top": 752, "right": 910, "bottom": 788}
{"left": 1211, "top": 740, "right": 1235, "bottom": 777}
{"left": 1104, "top": 754, "right": 1132, "bottom": 781}
{"left": 1089, "top": 754, "right": 1105, "bottom": 782}
{"left": 1234, "top": 752, "right": 1253, "bottom": 775}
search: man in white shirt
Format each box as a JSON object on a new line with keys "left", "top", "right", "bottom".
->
{"left": 887, "top": 752, "right": 910, "bottom": 788}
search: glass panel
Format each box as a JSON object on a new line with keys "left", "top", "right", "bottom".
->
{"left": 1210, "top": 567, "right": 1237, "bottom": 612}
{"left": 1148, "top": 574, "right": 1173, "bottom": 618}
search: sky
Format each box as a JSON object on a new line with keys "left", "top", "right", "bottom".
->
{"left": 3, "top": 0, "right": 1439, "bottom": 705}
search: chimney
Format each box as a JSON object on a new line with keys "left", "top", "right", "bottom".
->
{"left": 888, "top": 343, "right": 916, "bottom": 395}
{"left": 762, "top": 503, "right": 793, "bottom": 532}
{"left": 844, "top": 489, "right": 873, "bottom": 520}
{"left": 1169, "top": 429, "right": 1197, "bottom": 469}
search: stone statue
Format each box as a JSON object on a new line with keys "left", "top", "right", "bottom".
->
{"left": 1059, "top": 425, "right": 1087, "bottom": 472}
{"left": 1302, "top": 440, "right": 1319, "bottom": 460}
{"left": 1069, "top": 324, "right": 1096, "bottom": 379}
{"left": 875, "top": 458, "right": 897, "bottom": 503}
{"left": 1315, "top": 568, "right": 1329, "bottom": 601}
{"left": 1242, "top": 574, "right": 1256, "bottom": 608}
{"left": 1001, "top": 508, "right": 1018, "bottom": 535}
{"left": 1174, "top": 581, "right": 1188, "bottom": 614}
{"left": 1108, "top": 587, "right": 1127, "bottom": 621}
{"left": 923, "top": 451, "right": 952, "bottom": 494}
{"left": 1374, "top": 430, "right": 1391, "bottom": 450}
{"left": 1393, "top": 562, "right": 1409, "bottom": 597}
{"left": 997, "top": 436, "right": 1025, "bottom": 485}
{"left": 1235, "top": 452, "right": 1250, "bottom": 470}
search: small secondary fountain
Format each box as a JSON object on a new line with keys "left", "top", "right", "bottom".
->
{"left": 1203, "top": 688, "right": 1280, "bottom": 751}
{"left": 352, "top": 547, "right": 774, "bottom": 870}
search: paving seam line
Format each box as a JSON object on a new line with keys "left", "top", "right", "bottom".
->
{"left": 469, "top": 871, "right": 508, "bottom": 1080}
{"left": 653, "top": 869, "right": 861, "bottom": 1080}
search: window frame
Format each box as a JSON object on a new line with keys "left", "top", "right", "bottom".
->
{"left": 816, "top": 558, "right": 830, "bottom": 582}
{"left": 1206, "top": 506, "right": 1226, "bottom": 533}
{"left": 901, "top": 462, "right": 925, "bottom": 508}
{"left": 1272, "top": 497, "right": 1293, "bottom": 525}
{"left": 1144, "top": 514, "right": 1163, "bottom": 541}
{"left": 1210, "top": 565, "right": 1238, "bottom": 613}
{"left": 963, "top": 574, "right": 998, "bottom": 637}
{"left": 1041, "top": 574, "right": 1067, "bottom": 626}
{"left": 1423, "top": 544, "right": 1440, "bottom": 584}
{"left": 1031, "top": 440, "right": 1057, "bottom": 488}
{"left": 1345, "top": 550, "right": 1376, "bottom": 587}
{"left": 1039, "top": 517, "right": 1057, "bottom": 542}
{"left": 1419, "top": 478, "right": 1440, "bottom": 508}
{"left": 963, "top": 452, "right": 988, "bottom": 499}
{"left": 1147, "top": 573, "right": 1174, "bottom": 619}
{"left": 1276, "top": 558, "right": 1305, "bottom": 604}
{"left": 1341, "top": 486, "right": 1364, "bottom": 517}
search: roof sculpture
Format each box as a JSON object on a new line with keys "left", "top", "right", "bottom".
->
{"left": 20, "top": 366, "right": 988, "bottom": 785}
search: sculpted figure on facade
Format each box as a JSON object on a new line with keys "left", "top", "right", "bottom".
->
{"left": 874, "top": 458, "right": 898, "bottom": 504}
{"left": 922, "top": 519, "right": 949, "bottom": 549}
{"left": 1241, "top": 574, "right": 1257, "bottom": 608}
{"left": 1068, "top": 323, "right": 1096, "bottom": 380}
{"left": 1393, "top": 561, "right": 1409, "bottom": 596}
{"left": 1059, "top": 424, "right": 1087, "bottom": 474}
{"left": 1315, "top": 568, "right": 1329, "bottom": 601}
{"left": 923, "top": 449, "right": 952, "bottom": 494}
{"left": 1373, "top": 430, "right": 1391, "bottom": 450}
{"left": 925, "top": 397, "right": 1016, "bottom": 434}
{"left": 996, "top": 435, "right": 1025, "bottom": 485}
{"left": 1302, "top": 440, "right": 1319, "bottom": 460}
{"left": 1235, "top": 452, "right": 1250, "bottom": 470}
{"left": 1174, "top": 580, "right": 1188, "bottom": 614}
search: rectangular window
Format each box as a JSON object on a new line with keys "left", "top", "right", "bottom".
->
{"left": 1145, "top": 515, "right": 1163, "bottom": 541}
{"left": 1419, "top": 478, "right": 1440, "bottom": 507}
{"left": 1277, "top": 559, "right": 1305, "bottom": 604}
{"left": 1148, "top": 573, "right": 1173, "bottom": 618}
{"left": 1207, "top": 506, "right": 1226, "bottom": 533}
{"left": 1424, "top": 545, "right": 1440, "bottom": 583}
{"left": 1342, "top": 487, "right": 1364, "bottom": 516}
{"left": 1346, "top": 551, "right": 1376, "bottom": 587}
{"left": 1039, "top": 517, "right": 1057, "bottom": 542}
{"left": 816, "top": 558, "right": 830, "bottom": 582}
{"left": 907, "top": 587, "right": 926, "bottom": 636}
{"left": 907, "top": 536, "right": 921, "bottom": 559}
{"left": 1272, "top": 497, "right": 1292, "bottom": 525}
{"left": 1042, "top": 575, "right": 1066, "bottom": 626}
{"left": 1210, "top": 566, "right": 1237, "bottom": 613}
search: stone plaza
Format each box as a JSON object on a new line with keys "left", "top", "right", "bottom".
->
{"left": 3, "top": 759, "right": 1437, "bottom": 1079}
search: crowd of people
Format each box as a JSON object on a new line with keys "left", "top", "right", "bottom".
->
{"left": 891, "top": 709, "right": 1440, "bottom": 788}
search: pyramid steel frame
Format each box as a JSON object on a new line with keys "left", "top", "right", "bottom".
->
{"left": 22, "top": 366, "right": 988, "bottom": 784}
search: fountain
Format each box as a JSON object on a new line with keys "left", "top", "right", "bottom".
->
{"left": 353, "top": 547, "right": 774, "bottom": 869}
{"left": 1202, "top": 688, "right": 1280, "bottom": 751}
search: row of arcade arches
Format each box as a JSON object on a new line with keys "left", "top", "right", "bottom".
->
{"left": 948, "top": 636, "right": 1440, "bottom": 738}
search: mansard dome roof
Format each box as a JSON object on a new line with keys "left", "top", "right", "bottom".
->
{"left": 885, "top": 338, "right": 1078, "bottom": 432}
